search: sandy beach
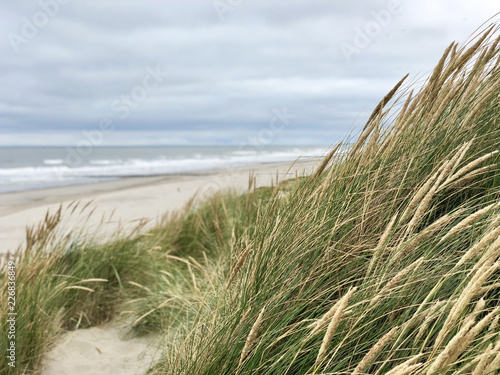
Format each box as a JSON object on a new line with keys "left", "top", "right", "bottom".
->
{"left": 0, "top": 161, "right": 315, "bottom": 256}
{"left": 0, "top": 160, "right": 314, "bottom": 255}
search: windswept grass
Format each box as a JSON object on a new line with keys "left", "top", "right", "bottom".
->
{"left": 147, "top": 24, "right": 500, "bottom": 374}
{"left": 1, "top": 22, "right": 500, "bottom": 375}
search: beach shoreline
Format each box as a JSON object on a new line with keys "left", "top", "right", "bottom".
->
{"left": 0, "top": 160, "right": 317, "bottom": 255}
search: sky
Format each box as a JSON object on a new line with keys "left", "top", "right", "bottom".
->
{"left": 0, "top": 1, "right": 498, "bottom": 146}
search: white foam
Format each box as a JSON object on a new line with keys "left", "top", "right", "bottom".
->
{"left": 0, "top": 147, "right": 328, "bottom": 193}
{"left": 43, "top": 159, "right": 64, "bottom": 165}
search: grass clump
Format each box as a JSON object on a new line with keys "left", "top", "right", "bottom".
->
{"left": 147, "top": 24, "right": 500, "bottom": 374}
{"left": 0, "top": 207, "right": 160, "bottom": 373}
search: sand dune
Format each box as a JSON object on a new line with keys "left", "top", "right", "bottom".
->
{"left": 1, "top": 161, "right": 315, "bottom": 375}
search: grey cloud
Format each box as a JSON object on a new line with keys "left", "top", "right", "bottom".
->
{"left": 0, "top": 0, "right": 498, "bottom": 145}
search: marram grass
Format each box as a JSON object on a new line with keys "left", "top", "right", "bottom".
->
{"left": 147, "top": 23, "right": 500, "bottom": 375}
{"left": 1, "top": 23, "right": 500, "bottom": 375}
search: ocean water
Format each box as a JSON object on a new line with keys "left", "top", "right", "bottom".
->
{"left": 0, "top": 146, "right": 327, "bottom": 193}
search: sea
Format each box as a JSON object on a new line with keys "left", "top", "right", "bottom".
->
{"left": 0, "top": 146, "right": 327, "bottom": 193}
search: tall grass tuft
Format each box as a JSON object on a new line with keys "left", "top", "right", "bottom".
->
{"left": 147, "top": 23, "right": 500, "bottom": 374}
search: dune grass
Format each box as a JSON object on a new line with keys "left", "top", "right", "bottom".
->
{"left": 0, "top": 185, "right": 274, "bottom": 374}
{"left": 1, "top": 23, "right": 500, "bottom": 375}
{"left": 145, "top": 24, "right": 500, "bottom": 374}
{"left": 0, "top": 207, "right": 161, "bottom": 373}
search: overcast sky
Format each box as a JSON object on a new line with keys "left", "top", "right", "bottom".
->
{"left": 0, "top": 1, "right": 498, "bottom": 146}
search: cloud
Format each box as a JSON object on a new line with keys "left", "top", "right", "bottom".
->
{"left": 0, "top": 0, "right": 498, "bottom": 145}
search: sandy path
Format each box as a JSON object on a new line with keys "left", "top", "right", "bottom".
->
{"left": 3, "top": 161, "right": 316, "bottom": 375}
{"left": 41, "top": 320, "right": 162, "bottom": 375}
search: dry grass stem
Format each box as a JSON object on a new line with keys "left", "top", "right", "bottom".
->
{"left": 227, "top": 245, "right": 253, "bottom": 288}
{"left": 315, "top": 288, "right": 356, "bottom": 365}
{"left": 240, "top": 306, "right": 266, "bottom": 365}
{"left": 439, "top": 203, "right": 496, "bottom": 243}
{"left": 352, "top": 326, "right": 399, "bottom": 374}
